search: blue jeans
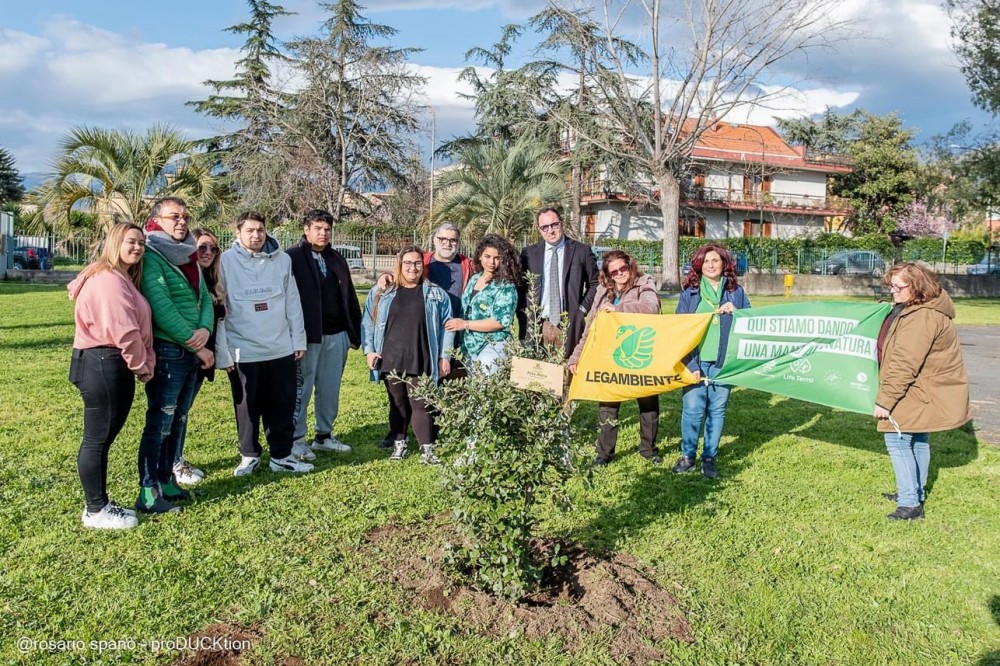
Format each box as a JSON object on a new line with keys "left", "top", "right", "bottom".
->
{"left": 680, "top": 360, "right": 732, "bottom": 459}
{"left": 469, "top": 340, "right": 506, "bottom": 376}
{"left": 138, "top": 341, "right": 200, "bottom": 488}
{"left": 884, "top": 432, "right": 929, "bottom": 508}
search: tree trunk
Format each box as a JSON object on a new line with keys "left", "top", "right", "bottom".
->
{"left": 571, "top": 163, "right": 582, "bottom": 239}
{"left": 657, "top": 171, "right": 681, "bottom": 290}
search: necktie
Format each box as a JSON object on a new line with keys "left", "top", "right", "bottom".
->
{"left": 548, "top": 245, "right": 562, "bottom": 322}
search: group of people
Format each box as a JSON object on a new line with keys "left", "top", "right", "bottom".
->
{"left": 69, "top": 199, "right": 969, "bottom": 530}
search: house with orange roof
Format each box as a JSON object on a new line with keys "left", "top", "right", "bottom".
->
{"left": 579, "top": 121, "right": 853, "bottom": 240}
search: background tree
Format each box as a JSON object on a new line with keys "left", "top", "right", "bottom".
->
{"left": 545, "top": 0, "right": 851, "bottom": 289}
{"left": 778, "top": 109, "right": 918, "bottom": 234}
{"left": 189, "top": 0, "right": 293, "bottom": 219}
{"left": 433, "top": 135, "right": 568, "bottom": 238}
{"left": 948, "top": 0, "right": 1000, "bottom": 115}
{"left": 0, "top": 147, "right": 25, "bottom": 204}
{"left": 28, "top": 125, "right": 226, "bottom": 234}
{"left": 280, "top": 0, "right": 426, "bottom": 221}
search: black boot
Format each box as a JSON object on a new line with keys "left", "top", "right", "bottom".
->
{"left": 887, "top": 505, "right": 924, "bottom": 521}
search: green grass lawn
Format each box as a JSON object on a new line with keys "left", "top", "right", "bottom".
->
{"left": 2, "top": 283, "right": 999, "bottom": 665}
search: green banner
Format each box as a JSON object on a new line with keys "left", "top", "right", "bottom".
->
{"left": 714, "top": 302, "right": 892, "bottom": 414}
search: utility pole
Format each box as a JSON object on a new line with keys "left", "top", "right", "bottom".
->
{"left": 428, "top": 106, "right": 436, "bottom": 225}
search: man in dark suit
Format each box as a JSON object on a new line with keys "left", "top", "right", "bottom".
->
{"left": 517, "top": 207, "right": 599, "bottom": 358}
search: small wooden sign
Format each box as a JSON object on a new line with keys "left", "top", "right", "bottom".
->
{"left": 510, "top": 357, "right": 564, "bottom": 397}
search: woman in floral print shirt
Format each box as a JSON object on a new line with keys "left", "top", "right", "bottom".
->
{"left": 445, "top": 234, "right": 520, "bottom": 375}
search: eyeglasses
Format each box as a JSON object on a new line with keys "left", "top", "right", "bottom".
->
{"left": 538, "top": 221, "right": 561, "bottom": 233}
{"left": 889, "top": 283, "right": 910, "bottom": 291}
{"left": 401, "top": 260, "right": 422, "bottom": 268}
{"left": 197, "top": 244, "right": 219, "bottom": 255}
{"left": 608, "top": 266, "right": 630, "bottom": 277}
{"left": 435, "top": 236, "right": 458, "bottom": 245}
{"left": 158, "top": 214, "right": 191, "bottom": 224}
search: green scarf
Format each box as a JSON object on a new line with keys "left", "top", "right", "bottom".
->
{"left": 696, "top": 276, "right": 724, "bottom": 362}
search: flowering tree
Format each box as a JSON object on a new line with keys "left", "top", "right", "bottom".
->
{"left": 896, "top": 199, "right": 954, "bottom": 237}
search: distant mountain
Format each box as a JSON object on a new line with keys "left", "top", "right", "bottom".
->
{"left": 21, "top": 172, "right": 47, "bottom": 191}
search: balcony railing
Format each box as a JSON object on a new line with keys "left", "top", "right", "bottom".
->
{"left": 581, "top": 180, "right": 850, "bottom": 214}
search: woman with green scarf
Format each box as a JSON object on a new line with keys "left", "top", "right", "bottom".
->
{"left": 673, "top": 244, "right": 751, "bottom": 478}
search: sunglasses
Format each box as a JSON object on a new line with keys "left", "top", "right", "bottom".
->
{"left": 159, "top": 214, "right": 192, "bottom": 223}
{"left": 608, "top": 266, "right": 630, "bottom": 277}
{"left": 197, "top": 244, "right": 219, "bottom": 255}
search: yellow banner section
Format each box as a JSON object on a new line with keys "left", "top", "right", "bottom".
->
{"left": 567, "top": 312, "right": 713, "bottom": 402}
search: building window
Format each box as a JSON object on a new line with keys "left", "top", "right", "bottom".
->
{"left": 743, "top": 219, "right": 772, "bottom": 238}
{"left": 679, "top": 216, "right": 706, "bottom": 238}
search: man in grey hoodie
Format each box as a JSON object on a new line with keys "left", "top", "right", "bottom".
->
{"left": 215, "top": 211, "right": 312, "bottom": 476}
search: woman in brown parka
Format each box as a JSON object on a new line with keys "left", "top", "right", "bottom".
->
{"left": 874, "top": 262, "right": 970, "bottom": 520}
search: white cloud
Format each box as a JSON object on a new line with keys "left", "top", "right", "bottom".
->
{"left": 0, "top": 29, "right": 49, "bottom": 73}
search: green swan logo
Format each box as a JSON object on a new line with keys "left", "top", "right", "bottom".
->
{"left": 612, "top": 325, "right": 656, "bottom": 369}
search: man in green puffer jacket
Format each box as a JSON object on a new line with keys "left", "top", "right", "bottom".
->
{"left": 137, "top": 197, "right": 215, "bottom": 515}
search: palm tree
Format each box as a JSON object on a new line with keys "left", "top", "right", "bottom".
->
{"left": 27, "top": 125, "right": 228, "bottom": 234}
{"left": 433, "top": 136, "right": 568, "bottom": 239}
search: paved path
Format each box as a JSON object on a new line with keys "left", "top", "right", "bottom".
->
{"left": 959, "top": 326, "right": 1000, "bottom": 445}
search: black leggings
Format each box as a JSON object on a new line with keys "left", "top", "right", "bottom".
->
{"left": 382, "top": 375, "right": 434, "bottom": 445}
{"left": 70, "top": 348, "right": 135, "bottom": 512}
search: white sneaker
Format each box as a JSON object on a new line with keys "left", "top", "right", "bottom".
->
{"left": 389, "top": 439, "right": 408, "bottom": 461}
{"left": 82, "top": 502, "right": 139, "bottom": 530}
{"left": 419, "top": 444, "right": 441, "bottom": 465}
{"left": 291, "top": 440, "right": 317, "bottom": 461}
{"left": 233, "top": 456, "right": 260, "bottom": 477}
{"left": 269, "top": 455, "right": 314, "bottom": 473}
{"left": 311, "top": 435, "right": 351, "bottom": 453}
{"left": 173, "top": 460, "right": 204, "bottom": 485}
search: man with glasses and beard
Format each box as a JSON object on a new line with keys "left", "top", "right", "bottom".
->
{"left": 517, "top": 207, "right": 599, "bottom": 357}
{"left": 136, "top": 197, "right": 215, "bottom": 514}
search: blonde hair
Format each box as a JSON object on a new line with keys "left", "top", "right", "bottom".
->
{"left": 192, "top": 228, "right": 225, "bottom": 305}
{"left": 79, "top": 222, "right": 145, "bottom": 287}
{"left": 884, "top": 262, "right": 942, "bottom": 305}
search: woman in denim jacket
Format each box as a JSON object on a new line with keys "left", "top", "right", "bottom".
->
{"left": 673, "top": 244, "right": 751, "bottom": 479}
{"left": 445, "top": 234, "right": 520, "bottom": 375}
{"left": 363, "top": 246, "right": 454, "bottom": 464}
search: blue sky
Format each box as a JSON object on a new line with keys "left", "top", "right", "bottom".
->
{"left": 1, "top": 0, "right": 993, "bottom": 175}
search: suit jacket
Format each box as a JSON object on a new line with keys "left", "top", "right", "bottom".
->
{"left": 517, "top": 237, "right": 599, "bottom": 356}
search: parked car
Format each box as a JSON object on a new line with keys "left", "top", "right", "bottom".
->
{"left": 967, "top": 255, "right": 1000, "bottom": 276}
{"left": 331, "top": 244, "right": 364, "bottom": 270}
{"left": 811, "top": 250, "right": 885, "bottom": 277}
{"left": 12, "top": 245, "right": 52, "bottom": 270}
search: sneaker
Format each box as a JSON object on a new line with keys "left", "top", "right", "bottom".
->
{"left": 312, "top": 435, "right": 351, "bottom": 453}
{"left": 389, "top": 439, "right": 408, "bottom": 461}
{"left": 887, "top": 505, "right": 924, "bottom": 521}
{"left": 82, "top": 502, "right": 139, "bottom": 530}
{"left": 671, "top": 455, "right": 696, "bottom": 474}
{"left": 135, "top": 487, "right": 182, "bottom": 514}
{"left": 269, "top": 456, "right": 314, "bottom": 473}
{"left": 160, "top": 479, "right": 191, "bottom": 502}
{"left": 646, "top": 454, "right": 663, "bottom": 466}
{"left": 378, "top": 433, "right": 396, "bottom": 449}
{"left": 233, "top": 456, "right": 261, "bottom": 477}
{"left": 593, "top": 456, "right": 613, "bottom": 467}
{"left": 419, "top": 444, "right": 441, "bottom": 465}
{"left": 701, "top": 456, "right": 718, "bottom": 479}
{"left": 291, "top": 440, "right": 317, "bottom": 461}
{"left": 173, "top": 460, "right": 204, "bottom": 486}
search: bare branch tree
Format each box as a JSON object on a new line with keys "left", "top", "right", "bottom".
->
{"left": 545, "top": 0, "right": 852, "bottom": 288}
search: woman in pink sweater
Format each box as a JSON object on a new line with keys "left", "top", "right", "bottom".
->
{"left": 68, "top": 222, "right": 155, "bottom": 530}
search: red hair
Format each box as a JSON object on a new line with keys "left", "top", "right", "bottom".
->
{"left": 682, "top": 244, "right": 739, "bottom": 291}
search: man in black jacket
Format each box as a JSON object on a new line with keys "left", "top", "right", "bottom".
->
{"left": 287, "top": 209, "right": 362, "bottom": 458}
{"left": 517, "top": 207, "right": 599, "bottom": 357}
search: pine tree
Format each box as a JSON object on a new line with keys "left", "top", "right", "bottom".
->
{"left": 0, "top": 147, "right": 25, "bottom": 204}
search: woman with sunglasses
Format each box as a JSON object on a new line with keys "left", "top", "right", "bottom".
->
{"left": 170, "top": 228, "right": 227, "bottom": 485}
{"left": 673, "top": 243, "right": 751, "bottom": 479}
{"left": 873, "top": 263, "right": 969, "bottom": 520}
{"left": 362, "top": 246, "right": 454, "bottom": 464}
{"left": 444, "top": 234, "right": 520, "bottom": 375}
{"left": 68, "top": 222, "right": 155, "bottom": 529}
{"left": 568, "top": 250, "right": 662, "bottom": 466}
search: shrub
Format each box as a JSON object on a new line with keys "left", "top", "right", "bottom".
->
{"left": 409, "top": 282, "right": 587, "bottom": 601}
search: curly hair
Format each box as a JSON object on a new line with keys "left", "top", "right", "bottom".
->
{"left": 473, "top": 234, "right": 521, "bottom": 285}
{"left": 598, "top": 249, "right": 643, "bottom": 293}
{"left": 682, "top": 244, "right": 739, "bottom": 292}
